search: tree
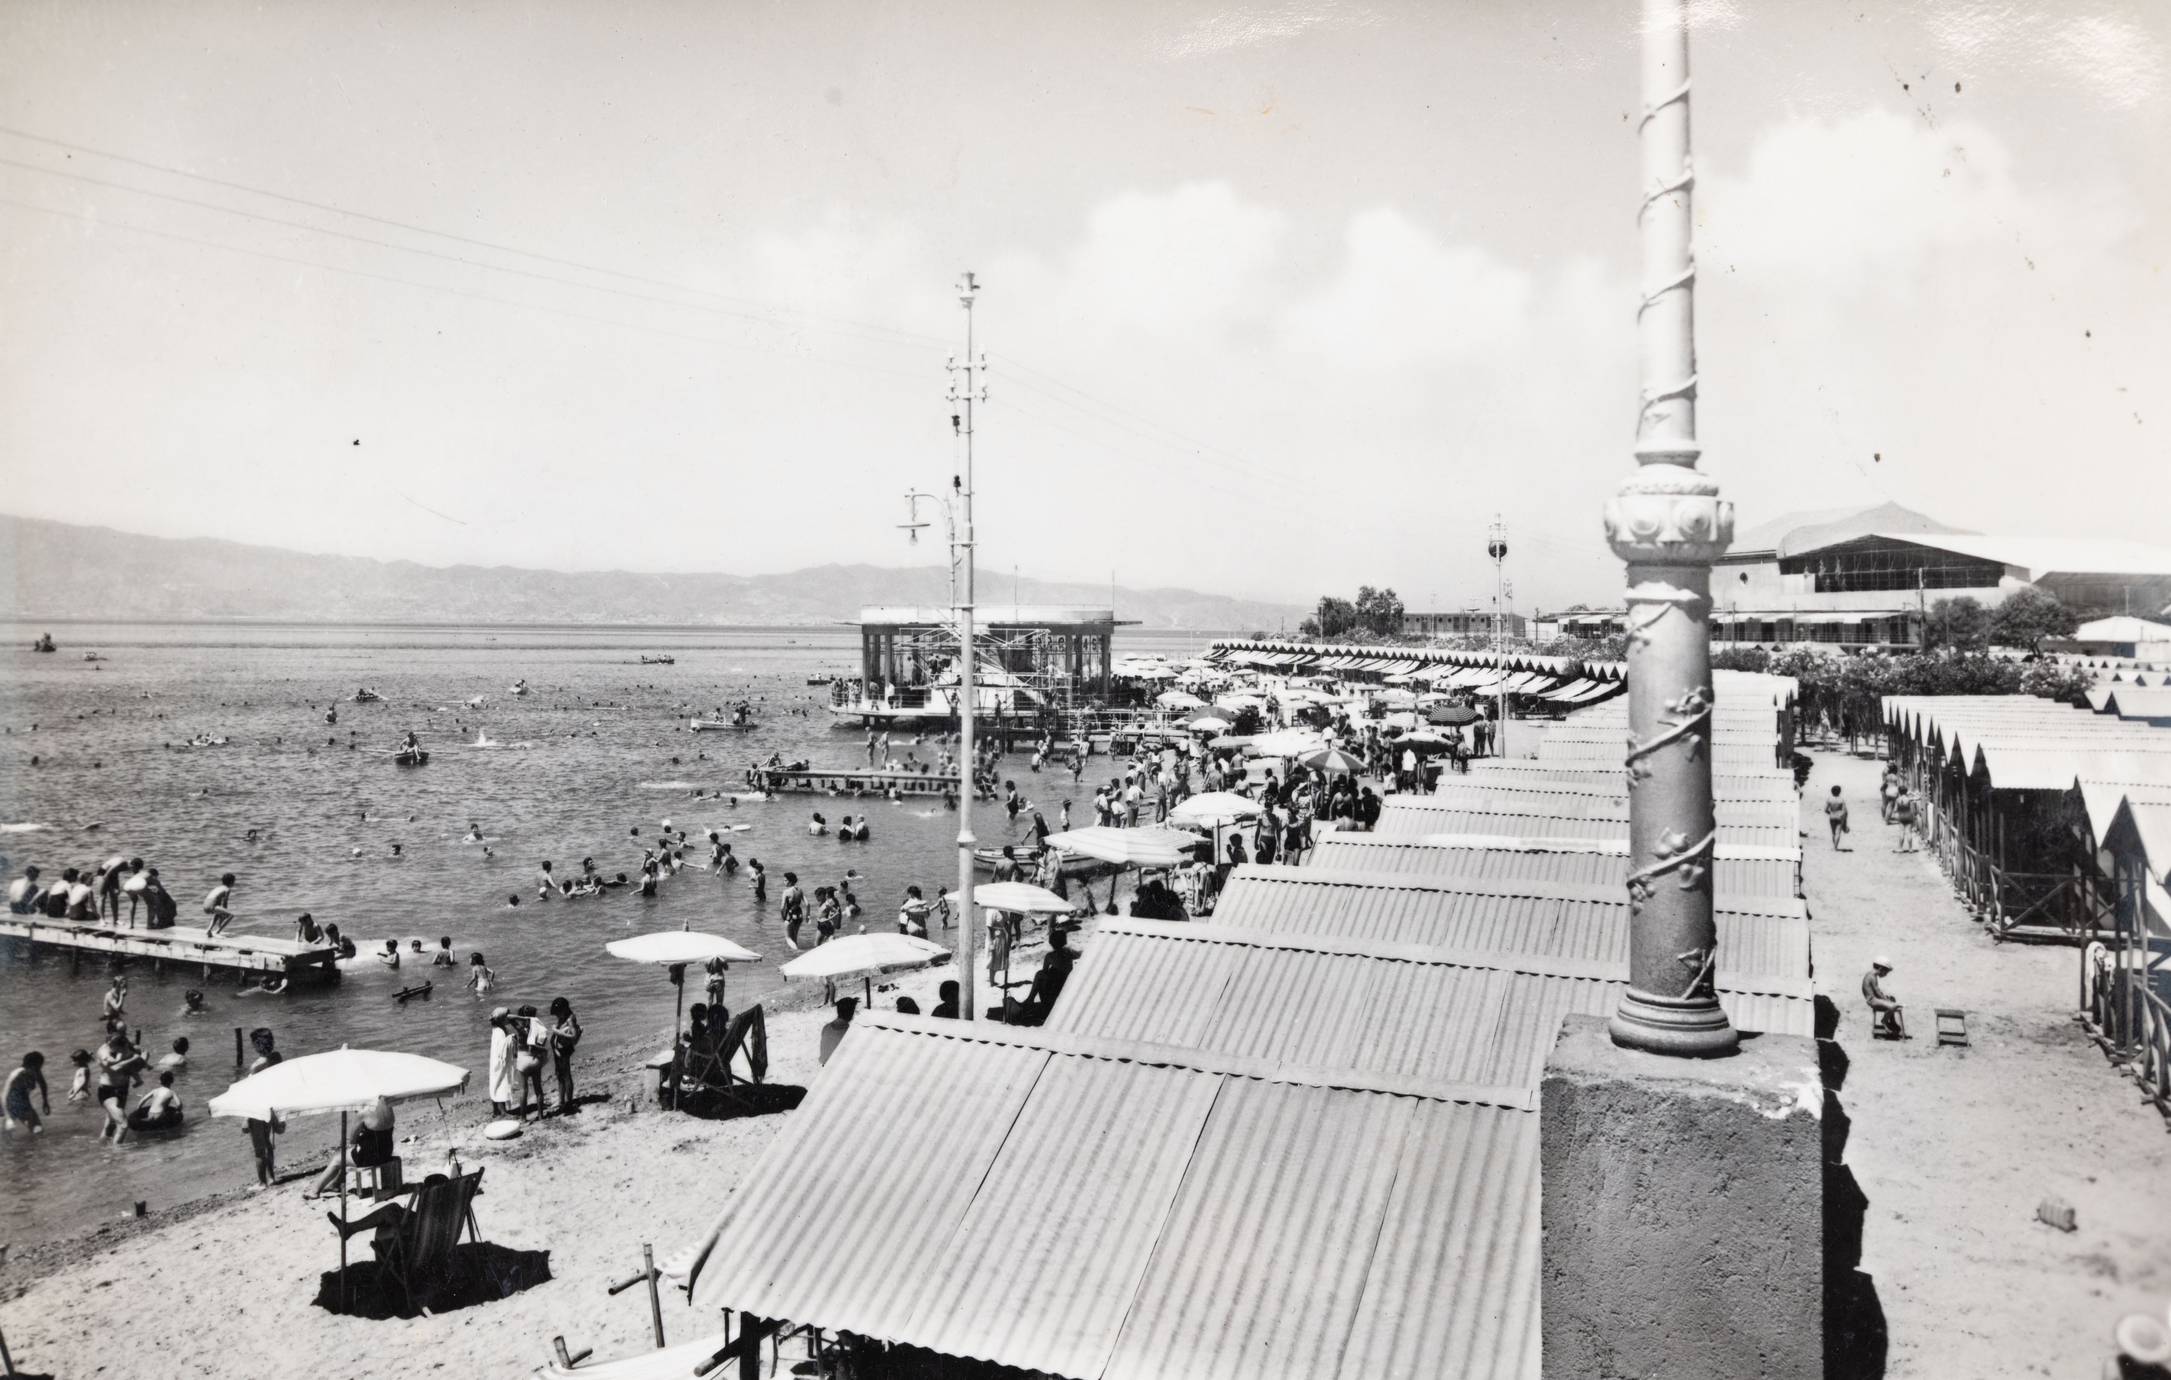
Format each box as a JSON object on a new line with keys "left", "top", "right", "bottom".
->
{"left": 1923, "top": 596, "right": 1991, "bottom": 652}
{"left": 1302, "top": 596, "right": 1358, "bottom": 641}
{"left": 1354, "top": 586, "right": 1405, "bottom": 637}
{"left": 1989, "top": 587, "right": 2078, "bottom": 651}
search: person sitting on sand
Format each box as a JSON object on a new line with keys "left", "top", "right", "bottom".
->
{"left": 1863, "top": 957, "right": 1907, "bottom": 1040}
{"left": 203, "top": 872, "right": 237, "bottom": 937}
{"left": 129, "top": 1071, "right": 184, "bottom": 1132}
{"left": 931, "top": 980, "right": 960, "bottom": 1020}
{"left": 158, "top": 1037, "right": 189, "bottom": 1070}
{"left": 307, "top": 1094, "right": 394, "bottom": 1198}
{"left": 4, "top": 1051, "right": 50, "bottom": 1136}
{"left": 819, "top": 997, "right": 858, "bottom": 1066}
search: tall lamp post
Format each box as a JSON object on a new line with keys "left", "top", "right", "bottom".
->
{"left": 944, "top": 273, "right": 986, "bottom": 1020}
{"left": 1604, "top": 0, "right": 1736, "bottom": 1056}
{"left": 1488, "top": 517, "right": 1509, "bottom": 757}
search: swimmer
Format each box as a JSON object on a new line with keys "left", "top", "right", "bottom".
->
{"left": 324, "top": 923, "right": 355, "bottom": 959}
{"left": 378, "top": 939, "right": 401, "bottom": 970}
{"left": 809, "top": 812, "right": 827, "bottom": 837}
{"left": 294, "top": 911, "right": 323, "bottom": 945}
{"left": 4, "top": 1052, "right": 50, "bottom": 1136}
{"left": 130, "top": 1072, "right": 184, "bottom": 1131}
{"left": 157, "top": 1037, "right": 190, "bottom": 1070}
{"left": 102, "top": 975, "right": 128, "bottom": 1028}
{"left": 537, "top": 860, "right": 556, "bottom": 901}
{"left": 408, "top": 938, "right": 425, "bottom": 956}
{"left": 507, "top": 893, "right": 522, "bottom": 907}
{"left": 463, "top": 823, "right": 483, "bottom": 844}
{"left": 181, "top": 989, "right": 208, "bottom": 1017}
{"left": 432, "top": 936, "right": 456, "bottom": 969}
{"left": 466, "top": 953, "right": 494, "bottom": 996}
{"left": 391, "top": 842, "right": 403, "bottom": 858}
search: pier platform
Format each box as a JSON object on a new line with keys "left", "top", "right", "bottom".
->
{"left": 0, "top": 917, "right": 341, "bottom": 982}
{"left": 749, "top": 765, "right": 959, "bottom": 797}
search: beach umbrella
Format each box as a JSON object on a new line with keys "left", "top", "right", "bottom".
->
{"left": 1155, "top": 689, "right": 1206, "bottom": 710}
{"left": 1042, "top": 825, "right": 1197, "bottom": 869}
{"left": 1249, "top": 729, "right": 1325, "bottom": 758}
{"left": 1297, "top": 746, "right": 1366, "bottom": 775}
{"left": 780, "top": 933, "right": 950, "bottom": 1007}
{"left": 209, "top": 1046, "right": 469, "bottom": 1310}
{"left": 971, "top": 882, "right": 1077, "bottom": 913}
{"left": 608, "top": 932, "right": 764, "bottom": 1114}
{"left": 1426, "top": 703, "right": 1481, "bottom": 725}
{"left": 1167, "top": 791, "right": 1261, "bottom": 828}
{"left": 207, "top": 1047, "right": 470, "bottom": 1122}
{"left": 1184, "top": 711, "right": 1235, "bottom": 732}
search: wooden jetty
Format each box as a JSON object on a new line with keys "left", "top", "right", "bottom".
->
{"left": 0, "top": 917, "right": 342, "bottom": 983}
{"left": 748, "top": 765, "right": 958, "bottom": 798}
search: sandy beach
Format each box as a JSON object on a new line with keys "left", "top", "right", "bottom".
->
{"left": 0, "top": 940, "right": 1036, "bottom": 1380}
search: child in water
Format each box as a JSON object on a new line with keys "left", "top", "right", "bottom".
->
{"left": 466, "top": 953, "right": 494, "bottom": 997}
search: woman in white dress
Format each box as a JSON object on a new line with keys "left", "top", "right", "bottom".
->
{"left": 487, "top": 1008, "right": 516, "bottom": 1116}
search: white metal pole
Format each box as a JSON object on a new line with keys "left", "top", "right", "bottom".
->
{"left": 950, "top": 274, "right": 983, "bottom": 1020}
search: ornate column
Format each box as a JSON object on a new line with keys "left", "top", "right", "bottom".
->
{"left": 1603, "top": 0, "right": 1736, "bottom": 1057}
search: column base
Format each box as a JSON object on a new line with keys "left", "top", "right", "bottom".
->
{"left": 1609, "top": 985, "right": 1739, "bottom": 1057}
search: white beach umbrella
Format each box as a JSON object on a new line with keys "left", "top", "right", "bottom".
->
{"left": 605, "top": 932, "right": 763, "bottom": 966}
{"left": 207, "top": 1047, "right": 469, "bottom": 1121}
{"left": 780, "top": 933, "right": 949, "bottom": 982}
{"left": 1156, "top": 689, "right": 1206, "bottom": 710}
{"left": 971, "top": 882, "right": 1077, "bottom": 914}
{"left": 1168, "top": 791, "right": 1262, "bottom": 828}
{"left": 1249, "top": 729, "right": 1326, "bottom": 758}
{"left": 1042, "top": 825, "right": 1198, "bottom": 869}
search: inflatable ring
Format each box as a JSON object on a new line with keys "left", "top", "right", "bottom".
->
{"left": 483, "top": 1118, "right": 524, "bottom": 1141}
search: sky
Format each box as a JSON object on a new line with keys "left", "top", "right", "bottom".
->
{"left": 1, "top": 0, "right": 2165, "bottom": 615}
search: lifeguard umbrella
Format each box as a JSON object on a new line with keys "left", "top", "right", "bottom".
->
{"left": 1042, "top": 825, "right": 1198, "bottom": 869}
{"left": 1156, "top": 689, "right": 1206, "bottom": 710}
{"left": 1297, "top": 745, "right": 1366, "bottom": 775}
{"left": 209, "top": 1046, "right": 469, "bottom": 1308}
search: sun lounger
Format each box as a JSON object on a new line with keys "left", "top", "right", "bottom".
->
{"left": 669, "top": 1006, "right": 767, "bottom": 1111}
{"left": 333, "top": 1167, "right": 486, "bottom": 1313}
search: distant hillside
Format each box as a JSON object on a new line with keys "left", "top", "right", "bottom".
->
{"left": 0, "top": 514, "right": 1301, "bottom": 631}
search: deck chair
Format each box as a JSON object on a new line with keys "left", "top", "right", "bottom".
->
{"left": 681, "top": 1005, "right": 766, "bottom": 1098}
{"left": 376, "top": 1168, "right": 486, "bottom": 1313}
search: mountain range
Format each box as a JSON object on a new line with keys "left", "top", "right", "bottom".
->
{"left": 0, "top": 513, "right": 1303, "bottom": 631}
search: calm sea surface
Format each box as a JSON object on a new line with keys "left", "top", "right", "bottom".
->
{"left": 0, "top": 620, "right": 1212, "bottom": 1245}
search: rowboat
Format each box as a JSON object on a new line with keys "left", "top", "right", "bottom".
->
{"left": 393, "top": 749, "right": 430, "bottom": 767}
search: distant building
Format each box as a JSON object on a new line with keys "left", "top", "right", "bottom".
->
{"left": 2045, "top": 615, "right": 2171, "bottom": 659}
{"left": 1708, "top": 503, "right": 2171, "bottom": 649}
{"left": 1532, "top": 608, "right": 1627, "bottom": 642}
{"left": 1403, "top": 609, "right": 1525, "bottom": 639}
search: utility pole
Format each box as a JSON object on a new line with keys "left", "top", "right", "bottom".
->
{"left": 945, "top": 272, "right": 986, "bottom": 1020}
{"left": 1603, "top": 0, "right": 1737, "bottom": 1057}
{"left": 1489, "top": 518, "right": 1509, "bottom": 758}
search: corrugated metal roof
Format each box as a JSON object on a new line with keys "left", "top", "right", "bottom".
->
{"left": 2117, "top": 801, "right": 2171, "bottom": 884}
{"left": 1374, "top": 802, "right": 1801, "bottom": 850}
{"left": 1210, "top": 865, "right": 1810, "bottom": 986}
{"left": 1444, "top": 768, "right": 1798, "bottom": 803}
{"left": 1969, "top": 744, "right": 2171, "bottom": 792}
{"left": 2102, "top": 688, "right": 2171, "bottom": 720}
{"left": 1393, "top": 788, "right": 1799, "bottom": 828}
{"left": 689, "top": 1016, "right": 1541, "bottom": 1380}
{"left": 1850, "top": 532, "right": 2171, "bottom": 579}
{"left": 1046, "top": 920, "right": 1813, "bottom": 1065}
{"left": 1537, "top": 739, "right": 1783, "bottom": 768}
{"left": 1309, "top": 835, "right": 1801, "bottom": 900}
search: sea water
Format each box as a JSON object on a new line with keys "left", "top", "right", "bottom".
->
{"left": 0, "top": 620, "right": 1209, "bottom": 1245}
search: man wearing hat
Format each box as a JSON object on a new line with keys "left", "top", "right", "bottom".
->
{"left": 1863, "top": 957, "right": 1906, "bottom": 1040}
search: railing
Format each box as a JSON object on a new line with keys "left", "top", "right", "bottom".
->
{"left": 2080, "top": 941, "right": 2171, "bottom": 1125}
{"left": 1982, "top": 868, "right": 2105, "bottom": 942}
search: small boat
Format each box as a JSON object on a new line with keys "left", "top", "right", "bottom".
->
{"left": 185, "top": 734, "right": 230, "bottom": 748}
{"left": 82, "top": 652, "right": 104, "bottom": 662}
{"left": 353, "top": 688, "right": 384, "bottom": 703}
{"left": 393, "top": 749, "right": 430, "bottom": 766}
{"left": 30, "top": 634, "right": 55, "bottom": 653}
{"left": 640, "top": 655, "right": 676, "bottom": 665}
{"left": 510, "top": 680, "right": 530, "bottom": 696}
{"left": 806, "top": 675, "right": 834, "bottom": 686}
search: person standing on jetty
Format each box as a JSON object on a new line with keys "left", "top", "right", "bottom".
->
{"left": 203, "top": 872, "right": 237, "bottom": 936}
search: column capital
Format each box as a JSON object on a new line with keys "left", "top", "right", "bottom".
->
{"left": 1604, "top": 462, "right": 1733, "bottom": 567}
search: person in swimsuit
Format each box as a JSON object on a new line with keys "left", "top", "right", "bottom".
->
{"left": 3, "top": 1052, "right": 49, "bottom": 1135}
{"left": 467, "top": 953, "right": 494, "bottom": 995}
{"left": 780, "top": 872, "right": 805, "bottom": 948}
{"left": 243, "top": 1030, "right": 285, "bottom": 1187}
{"left": 748, "top": 859, "right": 767, "bottom": 902}
{"left": 308, "top": 1095, "right": 395, "bottom": 1197}
{"left": 6, "top": 865, "right": 42, "bottom": 915}
{"left": 899, "top": 885, "right": 932, "bottom": 937}
{"left": 158, "top": 1037, "right": 189, "bottom": 1070}
{"left": 102, "top": 975, "right": 128, "bottom": 1030}
{"left": 432, "top": 936, "right": 456, "bottom": 969}
{"left": 1825, "top": 786, "right": 1849, "bottom": 850}
{"left": 129, "top": 1072, "right": 184, "bottom": 1132}
{"left": 95, "top": 1032, "right": 145, "bottom": 1143}
{"left": 294, "top": 912, "right": 324, "bottom": 945}
{"left": 203, "top": 872, "right": 237, "bottom": 937}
